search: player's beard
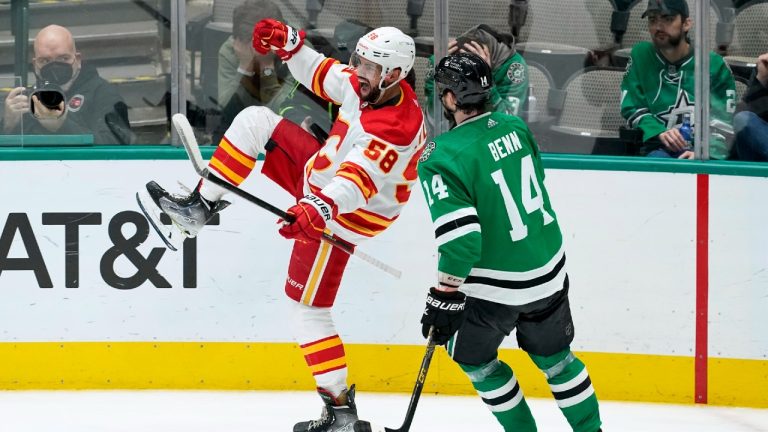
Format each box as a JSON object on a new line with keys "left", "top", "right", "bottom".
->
{"left": 442, "top": 105, "right": 457, "bottom": 129}
{"left": 360, "top": 79, "right": 382, "bottom": 104}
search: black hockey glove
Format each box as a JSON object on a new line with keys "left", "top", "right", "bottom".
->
{"left": 421, "top": 287, "right": 467, "bottom": 345}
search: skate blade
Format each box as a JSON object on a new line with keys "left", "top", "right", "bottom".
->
{"left": 135, "top": 190, "right": 184, "bottom": 252}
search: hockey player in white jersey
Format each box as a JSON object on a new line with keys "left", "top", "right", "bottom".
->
{"left": 140, "top": 20, "right": 426, "bottom": 432}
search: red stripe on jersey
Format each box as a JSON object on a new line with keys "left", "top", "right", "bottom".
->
{"left": 336, "top": 162, "right": 378, "bottom": 201}
{"left": 312, "top": 58, "right": 338, "bottom": 102}
{"left": 335, "top": 208, "right": 396, "bottom": 237}
{"left": 360, "top": 81, "right": 423, "bottom": 147}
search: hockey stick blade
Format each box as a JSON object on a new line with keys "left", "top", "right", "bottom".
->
{"left": 353, "top": 329, "right": 437, "bottom": 432}
{"left": 172, "top": 113, "right": 208, "bottom": 177}
{"left": 170, "top": 114, "right": 402, "bottom": 279}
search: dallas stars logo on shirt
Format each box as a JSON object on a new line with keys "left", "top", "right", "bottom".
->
{"left": 657, "top": 91, "right": 694, "bottom": 129}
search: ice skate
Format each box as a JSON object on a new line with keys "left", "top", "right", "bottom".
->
{"left": 294, "top": 385, "right": 358, "bottom": 432}
{"left": 136, "top": 180, "right": 229, "bottom": 251}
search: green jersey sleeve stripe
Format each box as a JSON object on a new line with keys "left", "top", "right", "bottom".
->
{"left": 468, "top": 246, "right": 565, "bottom": 282}
{"left": 433, "top": 207, "right": 478, "bottom": 226}
{"left": 467, "top": 252, "right": 566, "bottom": 289}
{"left": 463, "top": 266, "right": 567, "bottom": 306}
{"left": 433, "top": 207, "right": 482, "bottom": 246}
{"left": 436, "top": 221, "right": 482, "bottom": 247}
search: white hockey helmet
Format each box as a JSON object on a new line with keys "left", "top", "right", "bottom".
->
{"left": 354, "top": 27, "right": 415, "bottom": 84}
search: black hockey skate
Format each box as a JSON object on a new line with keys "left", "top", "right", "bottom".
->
{"left": 136, "top": 180, "right": 229, "bottom": 251}
{"left": 294, "top": 385, "right": 358, "bottom": 432}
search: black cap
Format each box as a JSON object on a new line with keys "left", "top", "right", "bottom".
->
{"left": 642, "top": 0, "right": 689, "bottom": 18}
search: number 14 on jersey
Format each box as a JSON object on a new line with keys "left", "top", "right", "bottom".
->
{"left": 422, "top": 155, "right": 553, "bottom": 242}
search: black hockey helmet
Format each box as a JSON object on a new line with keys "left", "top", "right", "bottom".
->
{"left": 434, "top": 52, "right": 492, "bottom": 106}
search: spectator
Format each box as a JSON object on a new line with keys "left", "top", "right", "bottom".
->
{"left": 425, "top": 24, "right": 529, "bottom": 131}
{"left": 2, "top": 25, "right": 132, "bottom": 144}
{"left": 213, "top": 0, "right": 339, "bottom": 145}
{"left": 733, "top": 53, "right": 768, "bottom": 161}
{"left": 217, "top": 0, "right": 284, "bottom": 109}
{"left": 620, "top": 0, "right": 736, "bottom": 159}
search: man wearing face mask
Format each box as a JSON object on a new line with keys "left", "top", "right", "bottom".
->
{"left": 2, "top": 25, "right": 132, "bottom": 145}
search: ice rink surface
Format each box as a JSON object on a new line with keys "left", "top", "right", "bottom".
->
{"left": 0, "top": 390, "right": 766, "bottom": 432}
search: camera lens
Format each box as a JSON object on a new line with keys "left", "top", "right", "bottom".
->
{"left": 35, "top": 90, "right": 65, "bottom": 109}
{"left": 30, "top": 80, "right": 65, "bottom": 114}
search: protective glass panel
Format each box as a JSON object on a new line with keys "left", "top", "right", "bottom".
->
{"left": 0, "top": 0, "right": 170, "bottom": 146}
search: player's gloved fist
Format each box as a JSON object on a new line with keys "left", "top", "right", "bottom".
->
{"left": 278, "top": 193, "right": 337, "bottom": 242}
{"left": 421, "top": 287, "right": 467, "bottom": 345}
{"left": 252, "top": 18, "right": 306, "bottom": 60}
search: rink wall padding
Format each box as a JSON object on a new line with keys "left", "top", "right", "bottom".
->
{"left": 1, "top": 149, "right": 767, "bottom": 409}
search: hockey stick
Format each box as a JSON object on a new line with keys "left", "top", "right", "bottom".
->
{"left": 171, "top": 114, "right": 403, "bottom": 279}
{"left": 353, "top": 328, "right": 437, "bottom": 432}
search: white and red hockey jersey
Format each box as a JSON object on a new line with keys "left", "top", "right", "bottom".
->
{"left": 287, "top": 47, "right": 427, "bottom": 245}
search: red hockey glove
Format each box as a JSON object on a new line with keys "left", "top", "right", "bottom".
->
{"left": 278, "top": 193, "right": 338, "bottom": 242}
{"left": 252, "top": 18, "right": 306, "bottom": 60}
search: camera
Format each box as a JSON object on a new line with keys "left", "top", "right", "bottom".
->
{"left": 29, "top": 80, "right": 65, "bottom": 115}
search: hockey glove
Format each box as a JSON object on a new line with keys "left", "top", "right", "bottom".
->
{"left": 278, "top": 193, "right": 338, "bottom": 242}
{"left": 421, "top": 287, "right": 467, "bottom": 345}
{"left": 252, "top": 18, "right": 306, "bottom": 60}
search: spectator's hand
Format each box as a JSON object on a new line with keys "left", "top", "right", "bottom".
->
{"left": 30, "top": 94, "right": 66, "bottom": 132}
{"left": 233, "top": 37, "right": 256, "bottom": 71}
{"left": 756, "top": 53, "right": 768, "bottom": 87}
{"left": 659, "top": 128, "right": 688, "bottom": 153}
{"left": 447, "top": 38, "right": 459, "bottom": 54}
{"left": 459, "top": 40, "right": 492, "bottom": 68}
{"left": 3, "top": 87, "right": 30, "bottom": 132}
{"left": 678, "top": 150, "right": 695, "bottom": 160}
{"left": 253, "top": 18, "right": 305, "bottom": 61}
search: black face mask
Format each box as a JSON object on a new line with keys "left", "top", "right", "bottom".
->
{"left": 37, "top": 61, "right": 74, "bottom": 86}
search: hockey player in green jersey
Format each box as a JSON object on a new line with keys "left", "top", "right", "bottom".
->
{"left": 418, "top": 52, "right": 602, "bottom": 432}
{"left": 620, "top": 0, "right": 736, "bottom": 159}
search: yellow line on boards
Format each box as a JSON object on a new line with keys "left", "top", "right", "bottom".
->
{"left": 0, "top": 342, "right": 764, "bottom": 408}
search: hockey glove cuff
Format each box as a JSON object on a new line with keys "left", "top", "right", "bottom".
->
{"left": 278, "top": 193, "right": 338, "bottom": 242}
{"left": 252, "top": 18, "right": 306, "bottom": 60}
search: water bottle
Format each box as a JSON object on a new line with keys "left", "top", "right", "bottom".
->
{"left": 679, "top": 113, "right": 693, "bottom": 151}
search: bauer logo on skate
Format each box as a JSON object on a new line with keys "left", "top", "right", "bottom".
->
{"left": 0, "top": 211, "right": 220, "bottom": 289}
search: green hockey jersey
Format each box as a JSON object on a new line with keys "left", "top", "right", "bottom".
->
{"left": 418, "top": 112, "right": 566, "bottom": 306}
{"left": 620, "top": 41, "right": 736, "bottom": 159}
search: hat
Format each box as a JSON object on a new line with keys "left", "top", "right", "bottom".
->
{"left": 641, "top": 0, "right": 689, "bottom": 18}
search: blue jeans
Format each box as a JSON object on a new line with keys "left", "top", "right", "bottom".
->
{"left": 734, "top": 111, "right": 768, "bottom": 162}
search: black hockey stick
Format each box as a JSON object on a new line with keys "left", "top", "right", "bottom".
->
{"left": 171, "top": 114, "right": 403, "bottom": 279}
{"left": 353, "top": 328, "right": 437, "bottom": 432}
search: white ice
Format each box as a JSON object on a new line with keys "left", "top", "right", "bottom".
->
{"left": 0, "top": 390, "right": 766, "bottom": 432}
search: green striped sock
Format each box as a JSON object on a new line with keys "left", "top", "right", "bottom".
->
{"left": 459, "top": 359, "right": 537, "bottom": 432}
{"left": 529, "top": 349, "right": 602, "bottom": 432}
